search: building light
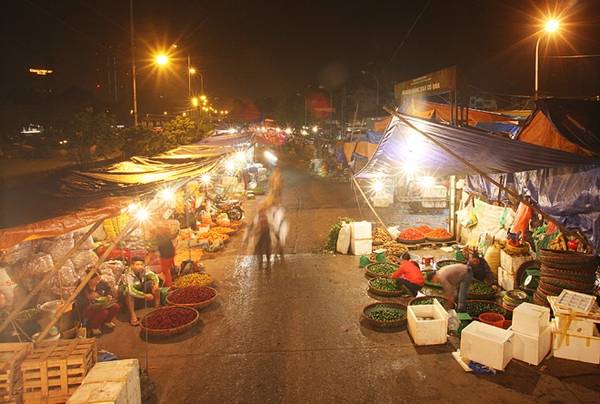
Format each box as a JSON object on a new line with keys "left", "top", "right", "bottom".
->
{"left": 29, "top": 68, "right": 53, "bottom": 76}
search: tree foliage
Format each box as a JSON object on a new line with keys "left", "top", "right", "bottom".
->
{"left": 162, "top": 115, "right": 198, "bottom": 145}
{"left": 66, "top": 107, "right": 122, "bottom": 161}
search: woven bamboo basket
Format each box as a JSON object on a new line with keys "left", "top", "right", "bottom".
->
{"left": 166, "top": 286, "right": 218, "bottom": 310}
{"left": 140, "top": 307, "right": 199, "bottom": 337}
{"left": 361, "top": 303, "right": 407, "bottom": 329}
{"left": 367, "top": 278, "right": 406, "bottom": 297}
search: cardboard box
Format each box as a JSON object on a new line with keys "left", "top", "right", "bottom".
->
{"left": 460, "top": 321, "right": 514, "bottom": 371}
{"left": 512, "top": 303, "right": 550, "bottom": 337}
{"left": 510, "top": 326, "right": 552, "bottom": 366}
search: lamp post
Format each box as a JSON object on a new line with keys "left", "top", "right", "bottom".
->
{"left": 361, "top": 70, "right": 380, "bottom": 108}
{"left": 534, "top": 18, "right": 560, "bottom": 100}
{"left": 129, "top": 0, "right": 138, "bottom": 126}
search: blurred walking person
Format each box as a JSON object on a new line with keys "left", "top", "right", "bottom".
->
{"left": 245, "top": 201, "right": 275, "bottom": 269}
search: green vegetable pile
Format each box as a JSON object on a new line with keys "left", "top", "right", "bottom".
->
{"left": 370, "top": 278, "right": 398, "bottom": 291}
{"left": 367, "top": 263, "right": 396, "bottom": 276}
{"left": 324, "top": 217, "right": 354, "bottom": 251}
{"left": 469, "top": 280, "right": 493, "bottom": 295}
{"left": 465, "top": 301, "right": 507, "bottom": 318}
{"left": 366, "top": 305, "right": 406, "bottom": 322}
{"left": 411, "top": 297, "right": 451, "bottom": 309}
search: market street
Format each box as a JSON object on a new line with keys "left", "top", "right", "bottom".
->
{"left": 100, "top": 161, "right": 600, "bottom": 403}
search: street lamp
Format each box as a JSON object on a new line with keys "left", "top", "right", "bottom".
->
{"left": 534, "top": 18, "right": 560, "bottom": 100}
{"left": 155, "top": 53, "right": 169, "bottom": 66}
{"left": 361, "top": 70, "right": 380, "bottom": 108}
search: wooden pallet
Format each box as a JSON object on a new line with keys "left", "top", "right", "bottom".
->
{"left": 21, "top": 339, "right": 96, "bottom": 404}
{"left": 0, "top": 343, "right": 32, "bottom": 404}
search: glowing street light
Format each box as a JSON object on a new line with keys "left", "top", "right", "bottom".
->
{"left": 189, "top": 67, "right": 196, "bottom": 75}
{"left": 191, "top": 97, "right": 199, "bottom": 107}
{"left": 285, "top": 127, "right": 293, "bottom": 135}
{"left": 372, "top": 180, "right": 384, "bottom": 193}
{"left": 158, "top": 188, "right": 175, "bottom": 202}
{"left": 312, "top": 125, "right": 318, "bottom": 133}
{"left": 535, "top": 17, "right": 561, "bottom": 99}
{"left": 264, "top": 150, "right": 278, "bottom": 165}
{"left": 201, "top": 173, "right": 211, "bottom": 185}
{"left": 154, "top": 53, "right": 169, "bottom": 66}
{"left": 134, "top": 207, "right": 150, "bottom": 221}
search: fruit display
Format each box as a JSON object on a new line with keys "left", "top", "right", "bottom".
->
{"left": 373, "top": 227, "right": 392, "bottom": 246}
{"left": 365, "top": 262, "right": 397, "bottom": 277}
{"left": 366, "top": 305, "right": 406, "bottom": 322}
{"left": 382, "top": 241, "right": 408, "bottom": 256}
{"left": 408, "top": 296, "right": 454, "bottom": 310}
{"left": 173, "top": 273, "right": 213, "bottom": 288}
{"left": 397, "top": 228, "right": 425, "bottom": 241}
{"left": 424, "top": 228, "right": 453, "bottom": 240}
{"left": 168, "top": 286, "right": 216, "bottom": 305}
{"left": 142, "top": 307, "right": 197, "bottom": 330}
{"left": 369, "top": 277, "right": 399, "bottom": 291}
{"left": 201, "top": 231, "right": 229, "bottom": 243}
{"left": 434, "top": 259, "right": 464, "bottom": 269}
{"left": 210, "top": 227, "right": 235, "bottom": 235}
{"left": 415, "top": 225, "right": 433, "bottom": 234}
{"left": 468, "top": 280, "right": 494, "bottom": 296}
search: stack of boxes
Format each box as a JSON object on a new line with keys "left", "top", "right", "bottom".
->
{"left": 350, "top": 221, "right": 372, "bottom": 255}
{"left": 459, "top": 321, "right": 514, "bottom": 371}
{"left": 498, "top": 249, "right": 532, "bottom": 291}
{"left": 510, "top": 303, "right": 552, "bottom": 365}
{"left": 548, "top": 296, "right": 600, "bottom": 364}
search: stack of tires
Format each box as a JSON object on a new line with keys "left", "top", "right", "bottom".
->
{"left": 534, "top": 249, "right": 598, "bottom": 306}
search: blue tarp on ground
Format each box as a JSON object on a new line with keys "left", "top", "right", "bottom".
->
{"left": 475, "top": 122, "right": 520, "bottom": 137}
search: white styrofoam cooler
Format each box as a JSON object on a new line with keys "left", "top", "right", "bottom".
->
{"left": 68, "top": 359, "right": 141, "bottom": 404}
{"left": 460, "top": 321, "right": 514, "bottom": 371}
{"left": 510, "top": 326, "right": 552, "bottom": 366}
{"left": 512, "top": 302, "right": 550, "bottom": 337}
{"left": 498, "top": 266, "right": 515, "bottom": 292}
{"left": 551, "top": 319, "right": 600, "bottom": 364}
{"left": 372, "top": 193, "right": 394, "bottom": 208}
{"left": 350, "top": 238, "right": 372, "bottom": 255}
{"left": 500, "top": 250, "right": 532, "bottom": 273}
{"left": 350, "top": 221, "right": 372, "bottom": 240}
{"left": 408, "top": 299, "right": 449, "bottom": 346}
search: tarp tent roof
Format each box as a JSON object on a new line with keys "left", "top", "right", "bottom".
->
{"left": 355, "top": 112, "right": 600, "bottom": 179}
{"left": 0, "top": 135, "right": 245, "bottom": 249}
{"left": 516, "top": 99, "right": 600, "bottom": 157}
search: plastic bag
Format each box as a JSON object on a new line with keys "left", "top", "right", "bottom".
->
{"left": 336, "top": 222, "right": 351, "bottom": 254}
{"left": 45, "top": 237, "right": 75, "bottom": 263}
{"left": 99, "top": 260, "right": 126, "bottom": 281}
{"left": 71, "top": 250, "right": 99, "bottom": 273}
{"left": 21, "top": 253, "right": 54, "bottom": 277}
{"left": 510, "top": 203, "right": 533, "bottom": 236}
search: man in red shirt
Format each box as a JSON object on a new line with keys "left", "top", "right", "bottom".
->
{"left": 390, "top": 252, "right": 424, "bottom": 296}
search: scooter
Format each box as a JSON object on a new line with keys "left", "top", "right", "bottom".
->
{"left": 207, "top": 195, "right": 244, "bottom": 221}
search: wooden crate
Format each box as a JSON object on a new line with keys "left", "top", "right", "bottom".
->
{"left": 0, "top": 343, "right": 32, "bottom": 404}
{"left": 21, "top": 339, "right": 96, "bottom": 404}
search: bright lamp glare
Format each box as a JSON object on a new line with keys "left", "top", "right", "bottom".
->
{"left": 285, "top": 127, "right": 292, "bottom": 135}
{"left": 264, "top": 150, "right": 278, "bottom": 164}
{"left": 201, "top": 174, "right": 211, "bottom": 184}
{"left": 402, "top": 161, "right": 417, "bottom": 175}
{"left": 418, "top": 176, "right": 435, "bottom": 188}
{"left": 545, "top": 19, "right": 560, "bottom": 33}
{"left": 312, "top": 125, "right": 318, "bottom": 133}
{"left": 158, "top": 188, "right": 175, "bottom": 202}
{"left": 235, "top": 151, "right": 246, "bottom": 162}
{"left": 126, "top": 203, "right": 139, "bottom": 213}
{"left": 135, "top": 208, "right": 149, "bottom": 221}
{"left": 155, "top": 54, "right": 169, "bottom": 66}
{"left": 372, "top": 180, "right": 384, "bottom": 193}
{"left": 224, "top": 159, "right": 236, "bottom": 172}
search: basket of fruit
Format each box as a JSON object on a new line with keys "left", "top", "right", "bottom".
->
{"left": 465, "top": 300, "right": 509, "bottom": 320}
{"left": 172, "top": 273, "right": 214, "bottom": 288}
{"left": 408, "top": 296, "right": 455, "bottom": 310}
{"left": 365, "top": 262, "right": 397, "bottom": 278}
{"left": 368, "top": 277, "right": 408, "bottom": 297}
{"left": 166, "top": 286, "right": 217, "bottom": 310}
{"left": 467, "top": 280, "right": 496, "bottom": 300}
{"left": 397, "top": 228, "right": 426, "bottom": 245}
{"left": 424, "top": 228, "right": 454, "bottom": 242}
{"left": 361, "top": 303, "right": 407, "bottom": 329}
{"left": 140, "top": 306, "right": 199, "bottom": 337}
{"left": 434, "top": 259, "right": 465, "bottom": 270}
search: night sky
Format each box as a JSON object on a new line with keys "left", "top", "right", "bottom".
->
{"left": 4, "top": 0, "right": 600, "bottom": 116}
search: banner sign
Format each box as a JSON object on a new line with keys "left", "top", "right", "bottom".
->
{"left": 394, "top": 66, "right": 457, "bottom": 101}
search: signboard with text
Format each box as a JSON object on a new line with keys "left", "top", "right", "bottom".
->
{"left": 394, "top": 66, "right": 457, "bottom": 102}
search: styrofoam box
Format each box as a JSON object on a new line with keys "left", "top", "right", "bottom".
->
{"left": 498, "top": 266, "right": 516, "bottom": 292}
{"left": 350, "top": 221, "right": 372, "bottom": 240}
{"left": 68, "top": 359, "right": 141, "bottom": 404}
{"left": 510, "top": 326, "right": 552, "bottom": 366}
{"left": 408, "top": 299, "right": 449, "bottom": 346}
{"left": 512, "top": 302, "right": 550, "bottom": 337}
{"left": 350, "top": 238, "right": 372, "bottom": 256}
{"left": 500, "top": 250, "right": 532, "bottom": 273}
{"left": 555, "top": 314, "right": 596, "bottom": 336}
{"left": 372, "top": 193, "right": 394, "bottom": 208}
{"left": 551, "top": 319, "right": 600, "bottom": 364}
{"left": 460, "top": 321, "right": 514, "bottom": 371}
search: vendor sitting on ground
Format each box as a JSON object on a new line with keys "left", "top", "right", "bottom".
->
{"left": 122, "top": 256, "right": 162, "bottom": 326}
{"left": 390, "top": 252, "right": 424, "bottom": 296}
{"left": 78, "top": 272, "right": 120, "bottom": 336}
{"left": 431, "top": 252, "right": 496, "bottom": 311}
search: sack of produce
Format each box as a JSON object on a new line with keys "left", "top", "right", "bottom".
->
{"left": 1, "top": 241, "right": 36, "bottom": 265}
{"left": 44, "top": 237, "right": 75, "bottom": 263}
{"left": 21, "top": 253, "right": 55, "bottom": 277}
{"left": 71, "top": 250, "right": 99, "bottom": 273}
{"left": 336, "top": 222, "right": 351, "bottom": 254}
{"left": 99, "top": 260, "right": 126, "bottom": 281}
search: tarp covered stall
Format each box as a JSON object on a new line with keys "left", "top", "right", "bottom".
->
{"left": 402, "top": 100, "right": 516, "bottom": 127}
{"left": 355, "top": 113, "right": 599, "bottom": 179}
{"left": 516, "top": 99, "right": 600, "bottom": 157}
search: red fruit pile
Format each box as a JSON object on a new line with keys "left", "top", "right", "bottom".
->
{"left": 144, "top": 307, "right": 196, "bottom": 329}
{"left": 169, "top": 286, "right": 216, "bottom": 304}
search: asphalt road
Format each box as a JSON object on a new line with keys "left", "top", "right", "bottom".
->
{"left": 99, "top": 161, "right": 600, "bottom": 404}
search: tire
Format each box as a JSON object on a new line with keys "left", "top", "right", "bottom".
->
{"left": 227, "top": 207, "right": 243, "bottom": 221}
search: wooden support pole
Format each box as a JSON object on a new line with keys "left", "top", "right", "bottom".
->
{"left": 0, "top": 220, "right": 103, "bottom": 335}
{"left": 34, "top": 219, "right": 140, "bottom": 343}
{"left": 383, "top": 107, "right": 590, "bottom": 251}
